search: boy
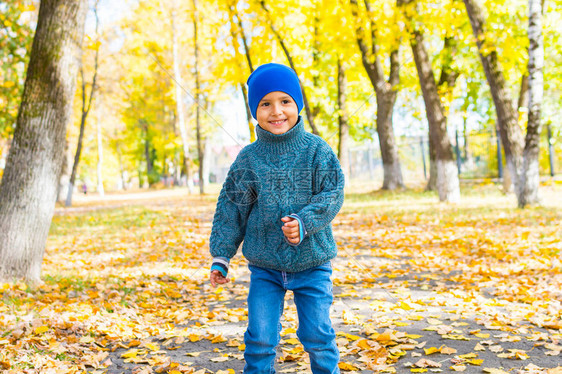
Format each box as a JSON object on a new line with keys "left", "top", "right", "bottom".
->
{"left": 209, "top": 63, "right": 344, "bottom": 374}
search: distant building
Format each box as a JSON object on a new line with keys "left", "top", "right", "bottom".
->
{"left": 207, "top": 143, "right": 246, "bottom": 184}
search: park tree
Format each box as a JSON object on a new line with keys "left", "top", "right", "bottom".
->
{"left": 225, "top": 0, "right": 256, "bottom": 141}
{"left": 256, "top": 0, "right": 321, "bottom": 135}
{"left": 111, "top": 0, "right": 224, "bottom": 189}
{"left": 337, "top": 57, "right": 351, "bottom": 180}
{"left": 520, "top": 0, "right": 544, "bottom": 206}
{"left": 424, "top": 35, "right": 461, "bottom": 192}
{"left": 399, "top": 0, "right": 461, "bottom": 202}
{"left": 350, "top": 0, "right": 404, "bottom": 190}
{"left": 316, "top": 1, "right": 376, "bottom": 182}
{"left": 0, "top": 0, "right": 88, "bottom": 281}
{"left": 171, "top": 0, "right": 195, "bottom": 193}
{"left": 192, "top": 0, "right": 205, "bottom": 194}
{"left": 463, "top": 0, "right": 545, "bottom": 207}
{"left": 113, "top": 0, "right": 190, "bottom": 188}
{"left": 66, "top": 1, "right": 100, "bottom": 206}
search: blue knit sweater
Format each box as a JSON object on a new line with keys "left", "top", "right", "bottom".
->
{"left": 210, "top": 116, "right": 345, "bottom": 275}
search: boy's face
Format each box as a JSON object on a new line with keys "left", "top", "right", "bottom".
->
{"left": 256, "top": 91, "right": 299, "bottom": 135}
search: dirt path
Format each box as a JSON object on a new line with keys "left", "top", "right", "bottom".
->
{"left": 95, "top": 187, "right": 561, "bottom": 373}
{"left": 0, "top": 185, "right": 551, "bottom": 373}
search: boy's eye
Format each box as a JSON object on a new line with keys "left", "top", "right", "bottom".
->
{"left": 282, "top": 100, "right": 290, "bottom": 104}
{"left": 260, "top": 102, "right": 269, "bottom": 107}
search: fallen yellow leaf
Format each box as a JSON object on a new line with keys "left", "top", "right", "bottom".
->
{"left": 121, "top": 349, "right": 138, "bottom": 359}
{"left": 338, "top": 361, "right": 360, "bottom": 371}
{"left": 284, "top": 338, "right": 300, "bottom": 345}
{"left": 440, "top": 346, "right": 457, "bottom": 354}
{"left": 210, "top": 356, "right": 229, "bottom": 362}
{"left": 395, "top": 321, "right": 411, "bottom": 326}
{"left": 424, "top": 347, "right": 439, "bottom": 355}
{"left": 400, "top": 301, "right": 412, "bottom": 310}
{"left": 79, "top": 336, "right": 94, "bottom": 344}
{"left": 34, "top": 326, "right": 49, "bottom": 335}
{"left": 467, "top": 359, "right": 483, "bottom": 366}
{"left": 482, "top": 368, "right": 509, "bottom": 374}
{"left": 451, "top": 364, "right": 467, "bottom": 371}
{"left": 144, "top": 342, "right": 159, "bottom": 351}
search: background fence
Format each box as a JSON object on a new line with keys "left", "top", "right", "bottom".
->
{"left": 347, "top": 125, "right": 561, "bottom": 185}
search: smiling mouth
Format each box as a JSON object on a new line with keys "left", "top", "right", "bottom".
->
{"left": 269, "top": 119, "right": 286, "bottom": 125}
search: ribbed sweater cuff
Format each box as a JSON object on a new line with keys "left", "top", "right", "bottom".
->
{"left": 211, "top": 257, "right": 229, "bottom": 277}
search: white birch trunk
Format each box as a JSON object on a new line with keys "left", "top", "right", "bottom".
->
{"left": 96, "top": 109, "right": 104, "bottom": 196}
{"left": 203, "top": 140, "right": 211, "bottom": 189}
{"left": 436, "top": 160, "right": 460, "bottom": 203}
{"left": 518, "top": 0, "right": 544, "bottom": 207}
{"left": 171, "top": 4, "right": 194, "bottom": 194}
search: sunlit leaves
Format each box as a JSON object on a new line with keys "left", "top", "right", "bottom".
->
{"left": 1, "top": 186, "right": 561, "bottom": 372}
{"left": 0, "top": 0, "right": 34, "bottom": 138}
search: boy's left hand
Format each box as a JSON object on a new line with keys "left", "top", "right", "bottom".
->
{"left": 281, "top": 216, "right": 300, "bottom": 244}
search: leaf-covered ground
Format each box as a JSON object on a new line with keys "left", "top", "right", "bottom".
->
{"left": 0, "top": 183, "right": 561, "bottom": 374}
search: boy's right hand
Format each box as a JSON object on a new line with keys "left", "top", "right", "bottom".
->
{"left": 210, "top": 270, "right": 230, "bottom": 287}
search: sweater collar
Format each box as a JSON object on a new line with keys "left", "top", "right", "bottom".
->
{"left": 255, "top": 116, "right": 307, "bottom": 154}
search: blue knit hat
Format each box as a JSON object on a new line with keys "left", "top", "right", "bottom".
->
{"left": 247, "top": 63, "right": 304, "bottom": 120}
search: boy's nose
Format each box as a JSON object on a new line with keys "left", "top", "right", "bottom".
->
{"left": 272, "top": 103, "right": 282, "bottom": 115}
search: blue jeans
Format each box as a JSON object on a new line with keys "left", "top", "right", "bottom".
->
{"left": 244, "top": 262, "right": 340, "bottom": 374}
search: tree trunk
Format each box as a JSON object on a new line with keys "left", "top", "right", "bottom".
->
{"left": 192, "top": 0, "right": 204, "bottom": 194}
{"left": 350, "top": 0, "right": 404, "bottom": 190}
{"left": 115, "top": 141, "right": 127, "bottom": 190}
{"left": 377, "top": 91, "right": 404, "bottom": 190}
{"left": 409, "top": 29, "right": 460, "bottom": 202}
{"left": 518, "top": 73, "right": 529, "bottom": 111}
{"left": 337, "top": 58, "right": 350, "bottom": 181}
{"left": 142, "top": 120, "right": 153, "bottom": 186}
{"left": 463, "top": 0, "right": 524, "bottom": 197}
{"left": 66, "top": 98, "right": 87, "bottom": 206}
{"left": 426, "top": 130, "right": 437, "bottom": 191}
{"left": 66, "top": 3, "right": 100, "bottom": 206}
{"left": 519, "top": 0, "right": 544, "bottom": 207}
{"left": 57, "top": 139, "right": 71, "bottom": 202}
{"left": 96, "top": 109, "right": 104, "bottom": 196}
{"left": 311, "top": 8, "right": 322, "bottom": 119}
{"left": 463, "top": 116, "right": 469, "bottom": 161}
{"left": 503, "top": 73, "right": 529, "bottom": 194}
{"left": 259, "top": 0, "right": 320, "bottom": 136}
{"left": 427, "top": 35, "right": 461, "bottom": 191}
{"left": 503, "top": 73, "right": 530, "bottom": 194}
{"left": 236, "top": 8, "right": 254, "bottom": 73}
{"left": 437, "top": 36, "right": 460, "bottom": 102}
{"left": 171, "top": 3, "right": 194, "bottom": 194}
{"left": 0, "top": 0, "right": 87, "bottom": 282}
{"left": 202, "top": 139, "right": 211, "bottom": 188}
{"left": 65, "top": 3, "right": 99, "bottom": 206}
{"left": 502, "top": 159, "right": 513, "bottom": 193}
{"left": 240, "top": 84, "right": 256, "bottom": 142}
{"left": 227, "top": 3, "right": 255, "bottom": 142}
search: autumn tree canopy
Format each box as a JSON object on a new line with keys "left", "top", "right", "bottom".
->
{"left": 0, "top": 0, "right": 560, "bottom": 197}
